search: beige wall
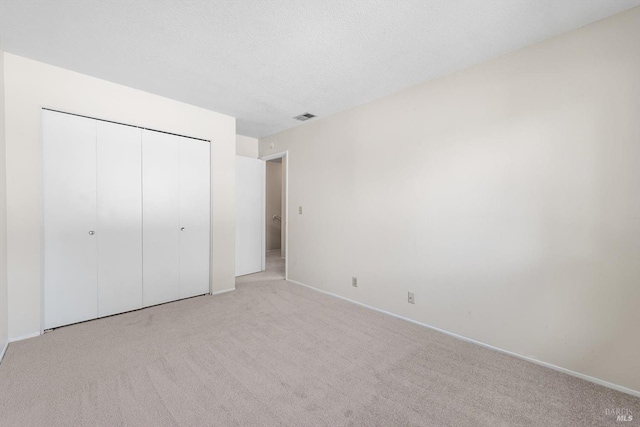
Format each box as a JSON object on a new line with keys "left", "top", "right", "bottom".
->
{"left": 236, "top": 134, "right": 258, "bottom": 158}
{"left": 265, "top": 161, "right": 282, "bottom": 250}
{"left": 4, "top": 53, "right": 236, "bottom": 340}
{"left": 0, "top": 44, "right": 8, "bottom": 353}
{"left": 260, "top": 8, "right": 640, "bottom": 393}
{"left": 281, "top": 158, "right": 286, "bottom": 259}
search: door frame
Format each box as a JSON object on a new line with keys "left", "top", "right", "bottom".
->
{"left": 260, "top": 150, "right": 289, "bottom": 280}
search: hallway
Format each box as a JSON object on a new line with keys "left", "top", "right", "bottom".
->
{"left": 236, "top": 250, "right": 285, "bottom": 284}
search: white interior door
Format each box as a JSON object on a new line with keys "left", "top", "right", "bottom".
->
{"left": 96, "top": 121, "right": 143, "bottom": 317}
{"left": 43, "top": 110, "right": 98, "bottom": 329}
{"left": 235, "top": 156, "right": 265, "bottom": 276}
{"left": 142, "top": 130, "right": 180, "bottom": 306}
{"left": 179, "top": 138, "right": 211, "bottom": 298}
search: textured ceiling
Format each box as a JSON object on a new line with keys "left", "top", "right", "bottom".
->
{"left": 1, "top": 0, "right": 639, "bottom": 138}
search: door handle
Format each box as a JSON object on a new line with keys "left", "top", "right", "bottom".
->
{"left": 88, "top": 231, "right": 95, "bottom": 235}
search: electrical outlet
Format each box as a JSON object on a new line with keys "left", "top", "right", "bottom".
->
{"left": 352, "top": 277, "right": 358, "bottom": 287}
{"left": 299, "top": 206, "right": 303, "bottom": 214}
{"left": 408, "top": 292, "right": 415, "bottom": 304}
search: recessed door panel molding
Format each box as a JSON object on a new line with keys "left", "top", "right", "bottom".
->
{"left": 43, "top": 110, "right": 98, "bottom": 329}
{"left": 142, "top": 130, "right": 181, "bottom": 307}
{"left": 97, "top": 121, "right": 143, "bottom": 317}
{"left": 179, "top": 138, "right": 211, "bottom": 298}
{"left": 236, "top": 156, "right": 265, "bottom": 276}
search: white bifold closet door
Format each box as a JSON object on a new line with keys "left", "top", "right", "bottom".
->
{"left": 43, "top": 110, "right": 98, "bottom": 329}
{"left": 235, "top": 156, "right": 265, "bottom": 276}
{"left": 44, "top": 110, "right": 210, "bottom": 329}
{"left": 179, "top": 140, "right": 211, "bottom": 298}
{"left": 96, "top": 121, "right": 143, "bottom": 317}
{"left": 142, "top": 130, "right": 210, "bottom": 307}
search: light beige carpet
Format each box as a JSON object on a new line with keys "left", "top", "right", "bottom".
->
{"left": 0, "top": 253, "right": 637, "bottom": 426}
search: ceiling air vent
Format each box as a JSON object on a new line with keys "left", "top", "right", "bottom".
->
{"left": 294, "top": 112, "right": 316, "bottom": 121}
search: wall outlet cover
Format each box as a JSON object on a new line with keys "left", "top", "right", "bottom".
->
{"left": 408, "top": 292, "right": 415, "bottom": 304}
{"left": 352, "top": 277, "right": 358, "bottom": 287}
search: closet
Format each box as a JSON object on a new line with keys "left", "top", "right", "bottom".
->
{"left": 43, "top": 109, "right": 210, "bottom": 329}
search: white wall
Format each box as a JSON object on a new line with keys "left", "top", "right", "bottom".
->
{"left": 260, "top": 8, "right": 640, "bottom": 393}
{"left": 0, "top": 44, "right": 8, "bottom": 356}
{"left": 236, "top": 134, "right": 258, "bottom": 158}
{"left": 265, "top": 161, "right": 282, "bottom": 250}
{"left": 4, "top": 53, "right": 236, "bottom": 340}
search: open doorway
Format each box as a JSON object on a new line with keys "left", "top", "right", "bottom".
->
{"left": 235, "top": 151, "right": 288, "bottom": 283}
{"left": 262, "top": 152, "right": 287, "bottom": 280}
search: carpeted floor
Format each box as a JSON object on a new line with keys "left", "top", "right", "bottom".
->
{"left": 0, "top": 251, "right": 637, "bottom": 426}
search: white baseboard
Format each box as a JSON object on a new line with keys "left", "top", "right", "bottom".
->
{"left": 211, "top": 287, "right": 236, "bottom": 296}
{"left": 287, "top": 279, "right": 640, "bottom": 398}
{"left": 0, "top": 340, "right": 8, "bottom": 363}
{"left": 8, "top": 331, "right": 41, "bottom": 343}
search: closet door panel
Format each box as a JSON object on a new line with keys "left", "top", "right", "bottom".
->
{"left": 179, "top": 139, "right": 211, "bottom": 298}
{"left": 142, "top": 130, "right": 181, "bottom": 306}
{"left": 43, "top": 110, "right": 98, "bottom": 329}
{"left": 97, "top": 122, "right": 143, "bottom": 317}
